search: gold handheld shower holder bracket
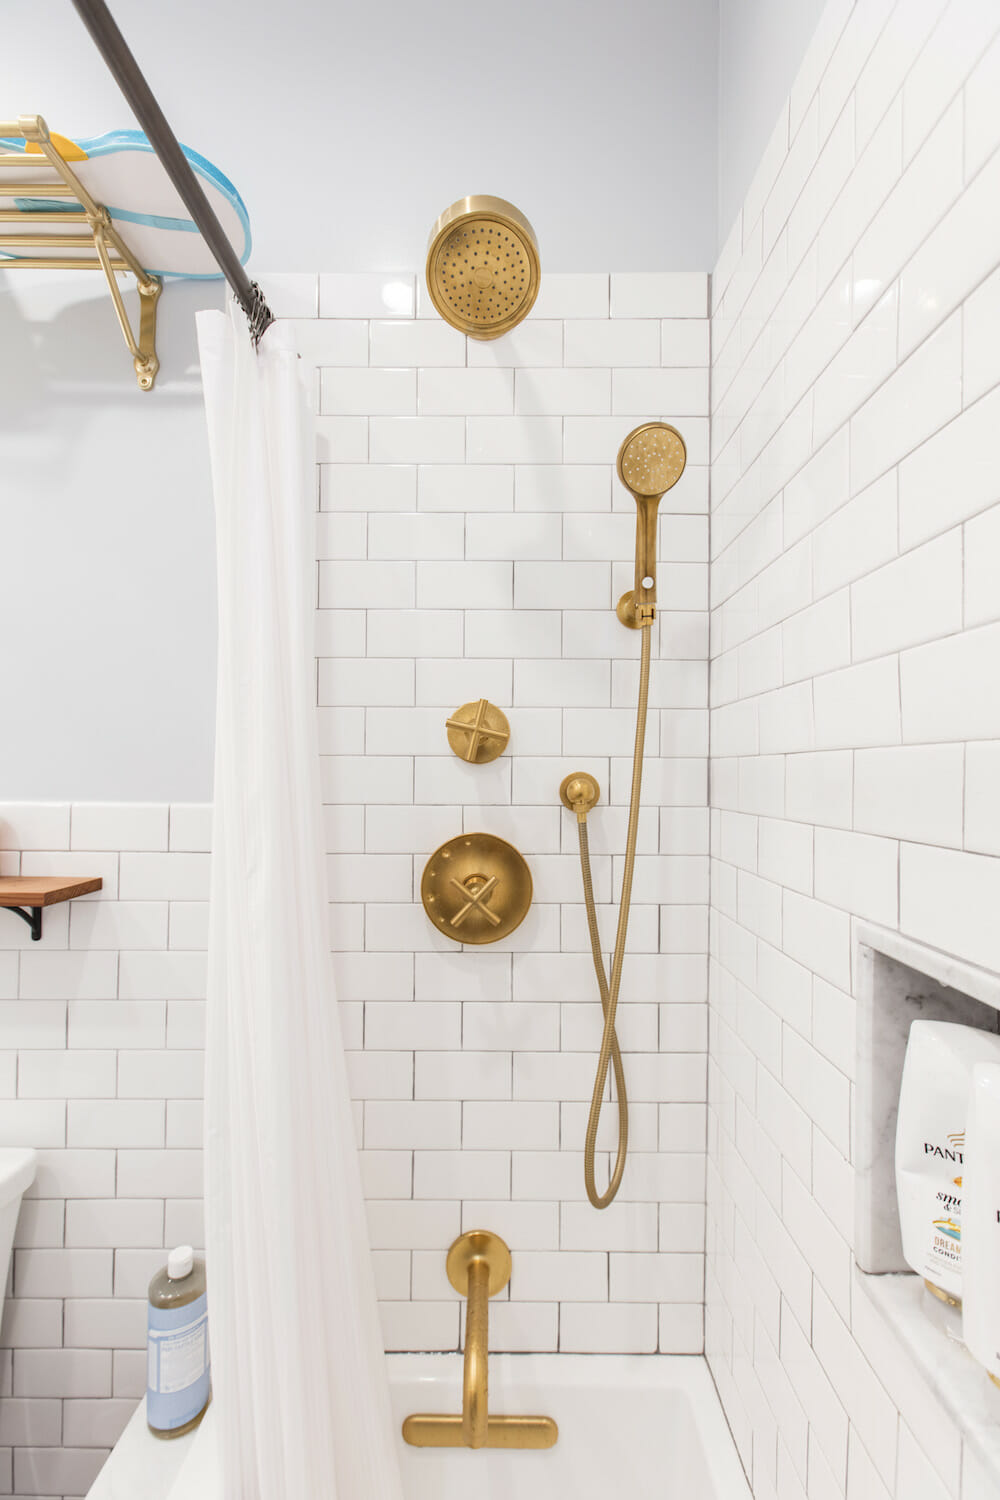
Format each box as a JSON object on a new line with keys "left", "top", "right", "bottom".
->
{"left": 617, "top": 590, "right": 656, "bottom": 630}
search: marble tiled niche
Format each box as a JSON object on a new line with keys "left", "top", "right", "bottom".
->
{"left": 854, "top": 925, "right": 1000, "bottom": 1277}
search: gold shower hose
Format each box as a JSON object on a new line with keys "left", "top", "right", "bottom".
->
{"left": 578, "top": 618, "right": 652, "bottom": 1208}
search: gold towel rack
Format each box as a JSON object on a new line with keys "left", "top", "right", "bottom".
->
{"left": 0, "top": 114, "right": 161, "bottom": 389}
{"left": 402, "top": 1230, "right": 558, "bottom": 1450}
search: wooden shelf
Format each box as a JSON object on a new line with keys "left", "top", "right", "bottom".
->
{"left": 0, "top": 875, "right": 103, "bottom": 940}
{"left": 0, "top": 877, "right": 102, "bottom": 908}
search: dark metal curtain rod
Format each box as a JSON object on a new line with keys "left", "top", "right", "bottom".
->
{"left": 69, "top": 0, "right": 274, "bottom": 344}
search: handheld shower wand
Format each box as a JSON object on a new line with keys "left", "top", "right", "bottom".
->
{"left": 615, "top": 421, "right": 687, "bottom": 629}
{"left": 562, "top": 421, "right": 688, "bottom": 1209}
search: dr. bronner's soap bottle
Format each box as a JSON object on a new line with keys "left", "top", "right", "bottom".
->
{"left": 147, "top": 1246, "right": 211, "bottom": 1438}
{"left": 961, "top": 1062, "right": 1000, "bottom": 1385}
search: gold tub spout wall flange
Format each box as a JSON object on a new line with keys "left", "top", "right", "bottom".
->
{"left": 421, "top": 833, "right": 532, "bottom": 945}
{"left": 402, "top": 1231, "right": 558, "bottom": 1451}
{"left": 426, "top": 195, "right": 540, "bottom": 340}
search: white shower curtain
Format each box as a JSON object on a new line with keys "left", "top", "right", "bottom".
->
{"left": 197, "top": 307, "right": 405, "bottom": 1500}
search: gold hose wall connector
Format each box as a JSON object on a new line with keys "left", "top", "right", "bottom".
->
{"left": 402, "top": 1231, "right": 558, "bottom": 1450}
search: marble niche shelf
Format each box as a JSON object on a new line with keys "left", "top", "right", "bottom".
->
{"left": 854, "top": 922, "right": 1000, "bottom": 1485}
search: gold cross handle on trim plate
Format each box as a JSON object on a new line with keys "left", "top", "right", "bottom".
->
{"left": 445, "top": 700, "right": 511, "bottom": 764}
{"left": 449, "top": 874, "right": 502, "bottom": 929}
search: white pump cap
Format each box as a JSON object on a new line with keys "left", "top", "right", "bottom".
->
{"left": 167, "top": 1245, "right": 194, "bottom": 1280}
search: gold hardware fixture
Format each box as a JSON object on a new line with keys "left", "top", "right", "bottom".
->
{"left": 559, "top": 771, "right": 601, "bottom": 823}
{"left": 615, "top": 421, "right": 687, "bottom": 628}
{"left": 421, "top": 833, "right": 532, "bottom": 945}
{"left": 426, "top": 196, "right": 540, "bottom": 341}
{"left": 559, "top": 425, "right": 687, "bottom": 1207}
{"left": 924, "top": 1278, "right": 962, "bottom": 1308}
{"left": 0, "top": 115, "right": 161, "bottom": 389}
{"left": 402, "top": 1230, "right": 558, "bottom": 1451}
{"left": 445, "top": 698, "right": 511, "bottom": 764}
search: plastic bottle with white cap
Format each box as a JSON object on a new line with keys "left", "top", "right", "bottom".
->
{"left": 146, "top": 1245, "right": 211, "bottom": 1438}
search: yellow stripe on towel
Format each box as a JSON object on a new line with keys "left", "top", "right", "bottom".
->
{"left": 25, "top": 133, "right": 88, "bottom": 161}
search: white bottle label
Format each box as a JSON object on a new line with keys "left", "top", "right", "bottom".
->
{"left": 150, "top": 1311, "right": 208, "bottom": 1394}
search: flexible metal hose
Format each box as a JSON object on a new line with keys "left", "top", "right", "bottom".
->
{"left": 579, "top": 620, "right": 653, "bottom": 1208}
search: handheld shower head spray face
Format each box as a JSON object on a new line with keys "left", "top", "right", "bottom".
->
{"left": 615, "top": 422, "right": 687, "bottom": 628}
{"left": 617, "top": 421, "right": 687, "bottom": 499}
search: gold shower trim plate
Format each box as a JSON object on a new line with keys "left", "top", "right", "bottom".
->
{"left": 426, "top": 196, "right": 540, "bottom": 340}
{"left": 445, "top": 699, "right": 511, "bottom": 764}
{"left": 421, "top": 833, "right": 532, "bottom": 945}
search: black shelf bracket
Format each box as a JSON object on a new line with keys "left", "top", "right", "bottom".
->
{"left": 5, "top": 906, "right": 43, "bottom": 941}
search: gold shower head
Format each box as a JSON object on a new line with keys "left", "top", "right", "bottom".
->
{"left": 615, "top": 422, "right": 687, "bottom": 628}
{"left": 425, "top": 196, "right": 540, "bottom": 341}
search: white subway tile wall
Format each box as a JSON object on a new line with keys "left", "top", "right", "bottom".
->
{"left": 0, "top": 272, "right": 709, "bottom": 1494}
{"left": 709, "top": 4, "right": 1000, "bottom": 1500}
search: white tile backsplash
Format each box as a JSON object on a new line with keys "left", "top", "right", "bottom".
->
{"left": 1, "top": 270, "right": 710, "bottom": 1489}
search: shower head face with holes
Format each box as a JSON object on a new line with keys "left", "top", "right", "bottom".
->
{"left": 616, "top": 421, "right": 687, "bottom": 500}
{"left": 615, "top": 422, "right": 687, "bottom": 627}
{"left": 426, "top": 196, "right": 540, "bottom": 341}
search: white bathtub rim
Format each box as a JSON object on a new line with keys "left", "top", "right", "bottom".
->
{"left": 88, "top": 1352, "right": 751, "bottom": 1500}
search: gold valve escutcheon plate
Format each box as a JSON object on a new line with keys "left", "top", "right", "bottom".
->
{"left": 445, "top": 699, "right": 511, "bottom": 764}
{"left": 421, "top": 833, "right": 532, "bottom": 945}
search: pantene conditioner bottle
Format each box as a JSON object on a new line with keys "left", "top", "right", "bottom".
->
{"left": 962, "top": 1062, "right": 1000, "bottom": 1384}
{"left": 147, "top": 1246, "right": 211, "bottom": 1438}
{"left": 895, "top": 1021, "right": 1000, "bottom": 1305}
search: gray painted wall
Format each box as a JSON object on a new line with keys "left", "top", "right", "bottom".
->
{"left": 718, "top": 0, "right": 830, "bottom": 248}
{"left": 2, "top": 0, "right": 719, "bottom": 273}
{"left": 0, "top": 0, "right": 831, "bottom": 799}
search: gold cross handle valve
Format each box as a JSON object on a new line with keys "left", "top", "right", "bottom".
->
{"left": 450, "top": 873, "right": 502, "bottom": 930}
{"left": 445, "top": 699, "right": 511, "bottom": 764}
{"left": 421, "top": 833, "right": 532, "bottom": 945}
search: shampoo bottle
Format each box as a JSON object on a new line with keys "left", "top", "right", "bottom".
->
{"left": 895, "top": 1021, "right": 1000, "bottom": 1305}
{"left": 960, "top": 1062, "right": 1000, "bottom": 1384}
{"left": 147, "top": 1245, "right": 211, "bottom": 1438}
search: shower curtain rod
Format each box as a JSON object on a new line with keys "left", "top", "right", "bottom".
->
{"left": 69, "top": 0, "right": 275, "bottom": 344}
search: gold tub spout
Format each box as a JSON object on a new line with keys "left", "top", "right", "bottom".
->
{"left": 463, "top": 1248, "right": 490, "bottom": 1447}
{"left": 401, "top": 1231, "right": 558, "bottom": 1451}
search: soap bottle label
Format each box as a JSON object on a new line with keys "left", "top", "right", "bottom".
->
{"left": 147, "top": 1292, "right": 211, "bottom": 1432}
